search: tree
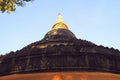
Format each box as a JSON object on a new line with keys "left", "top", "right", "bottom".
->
{"left": 0, "top": 0, "right": 33, "bottom": 13}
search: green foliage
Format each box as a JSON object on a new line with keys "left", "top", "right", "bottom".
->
{"left": 0, "top": 0, "right": 33, "bottom": 13}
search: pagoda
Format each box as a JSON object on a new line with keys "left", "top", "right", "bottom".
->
{"left": 0, "top": 14, "right": 120, "bottom": 80}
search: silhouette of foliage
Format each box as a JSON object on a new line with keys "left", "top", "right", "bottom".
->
{"left": 0, "top": 0, "right": 33, "bottom": 13}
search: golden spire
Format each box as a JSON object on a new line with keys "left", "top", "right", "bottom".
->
{"left": 52, "top": 13, "right": 68, "bottom": 30}
{"left": 56, "top": 13, "right": 64, "bottom": 23}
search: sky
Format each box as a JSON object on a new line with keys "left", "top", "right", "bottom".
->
{"left": 0, "top": 0, "right": 120, "bottom": 54}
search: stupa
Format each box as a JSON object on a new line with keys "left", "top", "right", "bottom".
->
{"left": 0, "top": 14, "right": 120, "bottom": 80}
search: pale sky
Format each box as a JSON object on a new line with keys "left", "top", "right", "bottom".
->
{"left": 0, "top": 0, "right": 120, "bottom": 54}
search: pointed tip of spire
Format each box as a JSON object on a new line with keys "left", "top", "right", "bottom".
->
{"left": 57, "top": 13, "right": 64, "bottom": 23}
{"left": 58, "top": 13, "right": 62, "bottom": 16}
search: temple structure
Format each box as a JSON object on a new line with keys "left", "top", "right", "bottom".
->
{"left": 0, "top": 14, "right": 120, "bottom": 80}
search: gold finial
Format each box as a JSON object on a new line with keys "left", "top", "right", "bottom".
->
{"left": 51, "top": 13, "right": 68, "bottom": 30}
{"left": 57, "top": 13, "right": 64, "bottom": 23}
